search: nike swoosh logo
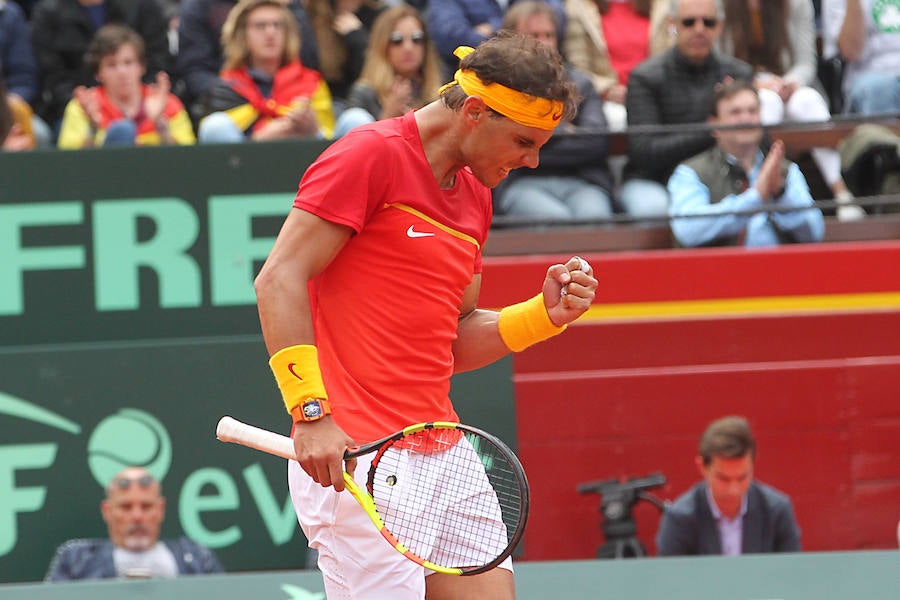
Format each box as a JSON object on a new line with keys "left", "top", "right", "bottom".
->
{"left": 287, "top": 363, "right": 304, "bottom": 380}
{"left": 406, "top": 225, "right": 435, "bottom": 238}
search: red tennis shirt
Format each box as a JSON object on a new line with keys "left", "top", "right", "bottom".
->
{"left": 293, "top": 112, "right": 493, "bottom": 443}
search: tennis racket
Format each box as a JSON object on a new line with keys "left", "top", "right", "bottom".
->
{"left": 216, "top": 416, "right": 529, "bottom": 576}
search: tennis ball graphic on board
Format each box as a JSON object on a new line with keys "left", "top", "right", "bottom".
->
{"left": 87, "top": 408, "right": 172, "bottom": 487}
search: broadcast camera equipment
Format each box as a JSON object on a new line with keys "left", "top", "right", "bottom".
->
{"left": 577, "top": 472, "right": 667, "bottom": 559}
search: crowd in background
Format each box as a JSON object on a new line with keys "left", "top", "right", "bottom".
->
{"left": 1, "top": 0, "right": 898, "bottom": 237}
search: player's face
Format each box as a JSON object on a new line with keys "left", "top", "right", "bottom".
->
{"left": 672, "top": 0, "right": 721, "bottom": 64}
{"left": 712, "top": 89, "right": 763, "bottom": 150}
{"left": 245, "top": 6, "right": 288, "bottom": 65}
{"left": 96, "top": 44, "right": 145, "bottom": 98}
{"left": 102, "top": 472, "right": 165, "bottom": 551}
{"left": 464, "top": 111, "right": 554, "bottom": 188}
{"left": 387, "top": 16, "right": 426, "bottom": 79}
{"left": 698, "top": 454, "right": 754, "bottom": 519}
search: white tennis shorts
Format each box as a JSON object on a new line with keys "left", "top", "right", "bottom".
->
{"left": 288, "top": 437, "right": 513, "bottom": 599}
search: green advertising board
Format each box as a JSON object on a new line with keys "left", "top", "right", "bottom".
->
{"left": 0, "top": 142, "right": 516, "bottom": 583}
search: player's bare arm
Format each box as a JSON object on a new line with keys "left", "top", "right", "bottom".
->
{"left": 453, "top": 257, "right": 597, "bottom": 373}
{"left": 255, "top": 208, "right": 356, "bottom": 491}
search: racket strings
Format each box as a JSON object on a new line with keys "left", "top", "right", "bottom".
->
{"left": 369, "top": 429, "right": 525, "bottom": 571}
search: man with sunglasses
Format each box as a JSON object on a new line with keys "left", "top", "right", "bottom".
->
{"left": 619, "top": 0, "right": 753, "bottom": 219}
{"left": 45, "top": 467, "right": 223, "bottom": 581}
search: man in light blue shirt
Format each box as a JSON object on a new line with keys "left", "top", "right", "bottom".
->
{"left": 667, "top": 79, "right": 825, "bottom": 248}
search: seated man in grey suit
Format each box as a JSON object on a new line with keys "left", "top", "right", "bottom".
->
{"left": 657, "top": 415, "right": 801, "bottom": 556}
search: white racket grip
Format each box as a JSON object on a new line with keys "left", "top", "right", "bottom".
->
{"left": 216, "top": 416, "right": 296, "bottom": 460}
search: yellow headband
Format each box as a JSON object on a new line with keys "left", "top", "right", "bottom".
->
{"left": 439, "top": 46, "right": 564, "bottom": 131}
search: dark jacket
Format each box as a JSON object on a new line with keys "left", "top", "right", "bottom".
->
{"left": 427, "top": 0, "right": 566, "bottom": 77}
{"left": 44, "top": 537, "right": 224, "bottom": 581}
{"left": 625, "top": 47, "right": 754, "bottom": 184}
{"left": 0, "top": 0, "right": 38, "bottom": 103}
{"left": 176, "top": 0, "right": 319, "bottom": 108}
{"left": 494, "top": 64, "right": 613, "bottom": 203}
{"left": 656, "top": 481, "right": 802, "bottom": 556}
{"left": 31, "top": 0, "right": 169, "bottom": 124}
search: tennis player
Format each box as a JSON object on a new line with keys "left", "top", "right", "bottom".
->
{"left": 255, "top": 32, "right": 596, "bottom": 599}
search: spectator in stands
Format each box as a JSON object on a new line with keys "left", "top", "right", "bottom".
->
{"left": 175, "top": 0, "right": 319, "bottom": 119}
{"left": 621, "top": 0, "right": 752, "bottom": 219}
{"left": 30, "top": 0, "right": 169, "bottom": 132}
{"left": 719, "top": 0, "right": 864, "bottom": 222}
{"left": 427, "top": 0, "right": 567, "bottom": 78}
{"left": 45, "top": 466, "right": 223, "bottom": 580}
{"left": 1, "top": 0, "right": 54, "bottom": 146}
{"left": 1, "top": 0, "right": 37, "bottom": 109}
{"left": 822, "top": 0, "right": 900, "bottom": 117}
{"left": 305, "top": 0, "right": 385, "bottom": 107}
{"left": 197, "top": 0, "right": 335, "bottom": 143}
{"left": 668, "top": 79, "right": 824, "bottom": 246}
{"left": 334, "top": 4, "right": 442, "bottom": 137}
{"left": 657, "top": 415, "right": 802, "bottom": 556}
{"left": 57, "top": 24, "right": 195, "bottom": 148}
{"left": 563, "top": 0, "right": 671, "bottom": 130}
{"left": 1, "top": 72, "right": 35, "bottom": 150}
{"left": 492, "top": 0, "right": 615, "bottom": 222}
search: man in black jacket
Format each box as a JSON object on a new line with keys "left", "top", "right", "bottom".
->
{"left": 30, "top": 0, "right": 169, "bottom": 127}
{"left": 620, "top": 0, "right": 753, "bottom": 219}
{"left": 656, "top": 416, "right": 801, "bottom": 556}
{"left": 45, "top": 467, "right": 223, "bottom": 581}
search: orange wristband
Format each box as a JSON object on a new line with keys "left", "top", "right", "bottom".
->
{"left": 269, "top": 345, "right": 329, "bottom": 416}
{"left": 497, "top": 293, "right": 567, "bottom": 352}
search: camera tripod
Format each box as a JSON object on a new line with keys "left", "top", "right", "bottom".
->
{"left": 577, "top": 472, "right": 667, "bottom": 559}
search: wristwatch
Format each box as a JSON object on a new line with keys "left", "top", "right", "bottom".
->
{"left": 290, "top": 399, "right": 332, "bottom": 423}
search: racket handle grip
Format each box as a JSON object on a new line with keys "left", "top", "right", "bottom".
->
{"left": 216, "top": 416, "right": 296, "bottom": 460}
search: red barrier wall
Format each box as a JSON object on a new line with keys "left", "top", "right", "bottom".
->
{"left": 480, "top": 241, "right": 900, "bottom": 559}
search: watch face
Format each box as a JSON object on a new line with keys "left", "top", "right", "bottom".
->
{"left": 302, "top": 400, "right": 323, "bottom": 419}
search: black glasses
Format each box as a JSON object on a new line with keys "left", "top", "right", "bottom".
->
{"left": 681, "top": 17, "right": 718, "bottom": 28}
{"left": 112, "top": 474, "right": 154, "bottom": 490}
{"left": 389, "top": 31, "right": 426, "bottom": 46}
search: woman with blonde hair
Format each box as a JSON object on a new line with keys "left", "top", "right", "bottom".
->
{"left": 334, "top": 4, "right": 441, "bottom": 137}
{"left": 198, "top": 0, "right": 335, "bottom": 142}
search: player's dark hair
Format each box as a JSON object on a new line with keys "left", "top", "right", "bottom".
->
{"left": 699, "top": 415, "right": 756, "bottom": 465}
{"left": 440, "top": 31, "right": 579, "bottom": 123}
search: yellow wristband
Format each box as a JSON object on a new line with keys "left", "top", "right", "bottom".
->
{"left": 269, "top": 344, "right": 329, "bottom": 414}
{"left": 497, "top": 293, "right": 567, "bottom": 352}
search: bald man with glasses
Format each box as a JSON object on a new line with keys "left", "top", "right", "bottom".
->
{"left": 619, "top": 0, "right": 753, "bottom": 219}
{"left": 45, "top": 467, "right": 223, "bottom": 581}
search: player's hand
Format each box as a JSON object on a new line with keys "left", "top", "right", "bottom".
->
{"left": 542, "top": 256, "right": 597, "bottom": 326}
{"left": 292, "top": 415, "right": 356, "bottom": 492}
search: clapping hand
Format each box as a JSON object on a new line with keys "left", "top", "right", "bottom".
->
{"left": 755, "top": 139, "right": 786, "bottom": 202}
{"left": 144, "top": 71, "right": 172, "bottom": 125}
{"left": 381, "top": 77, "right": 413, "bottom": 119}
{"left": 285, "top": 98, "right": 319, "bottom": 137}
{"left": 73, "top": 85, "right": 103, "bottom": 131}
